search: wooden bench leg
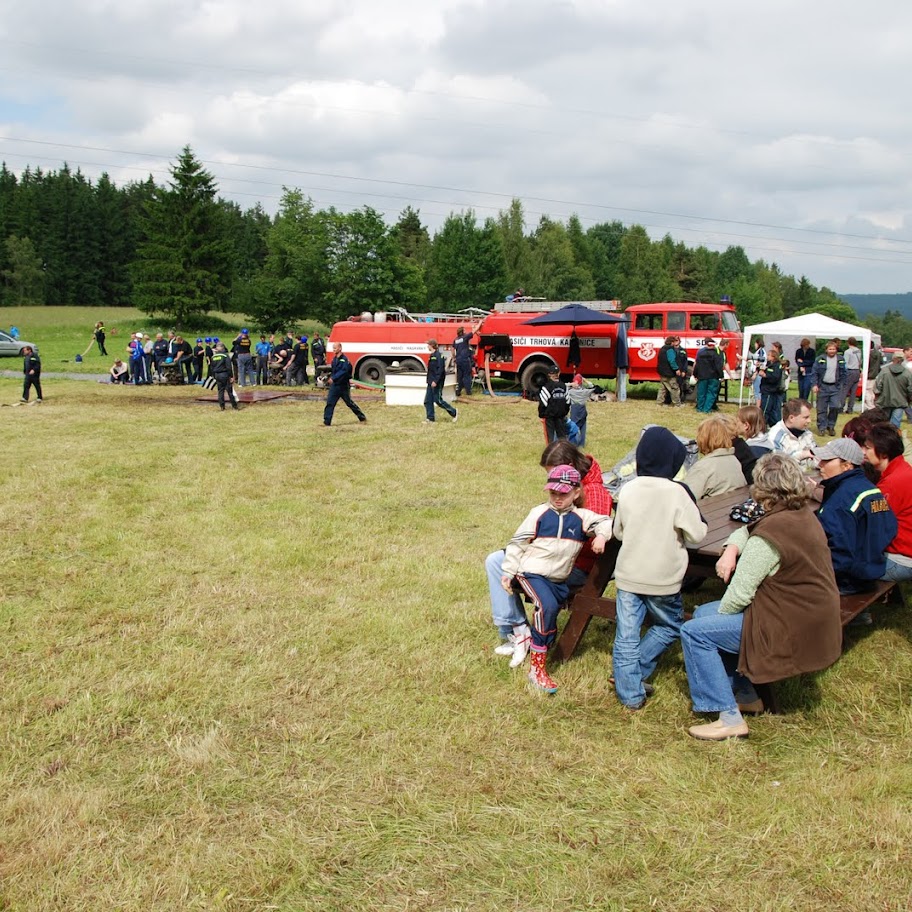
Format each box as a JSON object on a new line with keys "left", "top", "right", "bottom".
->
{"left": 552, "top": 611, "right": 593, "bottom": 664}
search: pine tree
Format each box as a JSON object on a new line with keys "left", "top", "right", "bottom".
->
{"left": 131, "top": 146, "right": 232, "bottom": 327}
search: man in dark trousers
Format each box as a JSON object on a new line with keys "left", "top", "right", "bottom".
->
{"left": 210, "top": 343, "right": 239, "bottom": 410}
{"left": 21, "top": 346, "right": 42, "bottom": 404}
{"left": 311, "top": 333, "right": 327, "bottom": 381}
{"left": 453, "top": 326, "right": 475, "bottom": 396}
{"left": 286, "top": 336, "right": 310, "bottom": 386}
{"left": 323, "top": 342, "right": 367, "bottom": 426}
{"left": 538, "top": 363, "right": 569, "bottom": 441}
{"left": 424, "top": 338, "right": 458, "bottom": 422}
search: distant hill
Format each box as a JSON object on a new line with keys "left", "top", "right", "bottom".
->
{"left": 839, "top": 293, "right": 912, "bottom": 318}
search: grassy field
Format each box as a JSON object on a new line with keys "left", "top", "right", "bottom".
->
{"left": 1, "top": 307, "right": 328, "bottom": 375}
{"left": 1, "top": 310, "right": 911, "bottom": 911}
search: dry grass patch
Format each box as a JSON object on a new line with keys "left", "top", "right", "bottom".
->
{"left": 1, "top": 376, "right": 910, "bottom": 911}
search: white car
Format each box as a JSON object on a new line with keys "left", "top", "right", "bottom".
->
{"left": 0, "top": 331, "right": 38, "bottom": 356}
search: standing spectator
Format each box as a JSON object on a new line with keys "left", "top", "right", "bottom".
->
{"left": 749, "top": 337, "right": 767, "bottom": 406}
{"left": 20, "top": 346, "right": 42, "bottom": 404}
{"left": 255, "top": 335, "right": 272, "bottom": 385}
{"left": 166, "top": 330, "right": 178, "bottom": 358}
{"left": 174, "top": 336, "right": 195, "bottom": 384}
{"left": 193, "top": 339, "right": 206, "bottom": 383}
{"left": 94, "top": 321, "right": 108, "bottom": 356}
{"left": 795, "top": 338, "right": 816, "bottom": 401}
{"left": 864, "top": 344, "right": 883, "bottom": 410}
{"left": 812, "top": 341, "right": 846, "bottom": 436}
{"left": 210, "top": 343, "right": 239, "bottom": 411}
{"left": 425, "top": 339, "right": 458, "bottom": 423}
{"left": 842, "top": 337, "right": 862, "bottom": 414}
{"left": 286, "top": 336, "right": 310, "bottom": 386}
{"left": 235, "top": 329, "right": 254, "bottom": 386}
{"left": 323, "top": 342, "right": 367, "bottom": 426}
{"left": 311, "top": 333, "right": 326, "bottom": 381}
{"left": 694, "top": 339, "right": 723, "bottom": 413}
{"left": 567, "top": 374, "right": 594, "bottom": 447}
{"left": 152, "top": 333, "right": 168, "bottom": 380}
{"left": 674, "top": 337, "right": 690, "bottom": 402}
{"left": 612, "top": 427, "right": 707, "bottom": 710}
{"left": 656, "top": 335, "right": 683, "bottom": 407}
{"left": 863, "top": 423, "right": 912, "bottom": 581}
{"left": 538, "top": 363, "right": 568, "bottom": 440}
{"left": 453, "top": 326, "right": 475, "bottom": 396}
{"left": 567, "top": 330, "right": 581, "bottom": 373}
{"left": 758, "top": 349, "right": 784, "bottom": 429}
{"left": 768, "top": 398, "right": 817, "bottom": 466}
{"left": 203, "top": 338, "right": 214, "bottom": 378}
{"left": 130, "top": 333, "right": 149, "bottom": 385}
{"left": 875, "top": 352, "right": 912, "bottom": 427}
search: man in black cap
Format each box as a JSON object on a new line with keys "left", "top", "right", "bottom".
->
{"left": 538, "top": 363, "right": 569, "bottom": 441}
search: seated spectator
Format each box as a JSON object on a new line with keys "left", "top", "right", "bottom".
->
{"left": 109, "top": 359, "right": 129, "bottom": 383}
{"left": 684, "top": 415, "right": 747, "bottom": 500}
{"left": 681, "top": 454, "right": 842, "bottom": 740}
{"left": 768, "top": 397, "right": 816, "bottom": 466}
{"left": 738, "top": 405, "right": 772, "bottom": 454}
{"left": 862, "top": 423, "right": 912, "bottom": 582}
{"left": 812, "top": 437, "right": 896, "bottom": 597}
{"left": 486, "top": 441, "right": 612, "bottom": 666}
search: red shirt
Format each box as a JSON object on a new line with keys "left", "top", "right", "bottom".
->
{"left": 575, "top": 456, "right": 613, "bottom": 573}
{"left": 877, "top": 456, "right": 912, "bottom": 557}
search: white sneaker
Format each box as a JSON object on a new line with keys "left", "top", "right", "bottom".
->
{"left": 509, "top": 624, "right": 531, "bottom": 668}
{"left": 494, "top": 635, "right": 515, "bottom": 657}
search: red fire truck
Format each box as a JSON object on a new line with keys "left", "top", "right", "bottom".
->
{"left": 327, "top": 300, "right": 742, "bottom": 393}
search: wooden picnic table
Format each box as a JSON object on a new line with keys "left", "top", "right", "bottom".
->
{"left": 553, "top": 480, "right": 904, "bottom": 664}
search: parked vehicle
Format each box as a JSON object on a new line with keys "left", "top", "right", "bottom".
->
{"left": 0, "top": 331, "right": 38, "bottom": 357}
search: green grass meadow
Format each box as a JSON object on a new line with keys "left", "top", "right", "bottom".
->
{"left": 1, "top": 308, "right": 911, "bottom": 911}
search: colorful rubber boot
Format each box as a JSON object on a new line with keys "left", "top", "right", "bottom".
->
{"left": 528, "top": 648, "right": 557, "bottom": 694}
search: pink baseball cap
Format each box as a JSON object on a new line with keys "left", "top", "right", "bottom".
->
{"left": 545, "top": 464, "right": 581, "bottom": 493}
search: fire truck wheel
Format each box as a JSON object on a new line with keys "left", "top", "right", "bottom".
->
{"left": 398, "top": 357, "right": 424, "bottom": 372}
{"left": 520, "top": 360, "right": 553, "bottom": 396}
{"left": 358, "top": 358, "right": 387, "bottom": 384}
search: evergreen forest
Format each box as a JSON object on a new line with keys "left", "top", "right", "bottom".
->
{"left": 2, "top": 145, "right": 909, "bottom": 344}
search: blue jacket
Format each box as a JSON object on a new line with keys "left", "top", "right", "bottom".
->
{"left": 330, "top": 353, "right": 353, "bottom": 386}
{"left": 812, "top": 352, "right": 846, "bottom": 387}
{"left": 426, "top": 350, "right": 447, "bottom": 386}
{"left": 816, "top": 468, "right": 897, "bottom": 592}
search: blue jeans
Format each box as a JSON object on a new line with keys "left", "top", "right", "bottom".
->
{"left": 889, "top": 408, "right": 904, "bottom": 428}
{"left": 570, "top": 404, "right": 587, "bottom": 447}
{"left": 486, "top": 550, "right": 528, "bottom": 637}
{"left": 680, "top": 600, "right": 748, "bottom": 713}
{"left": 425, "top": 384, "right": 456, "bottom": 420}
{"left": 882, "top": 555, "right": 912, "bottom": 582}
{"left": 797, "top": 372, "right": 813, "bottom": 401}
{"left": 613, "top": 589, "right": 684, "bottom": 708}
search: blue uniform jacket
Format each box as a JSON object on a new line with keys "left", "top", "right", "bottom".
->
{"left": 330, "top": 353, "right": 353, "bottom": 386}
{"left": 816, "top": 468, "right": 897, "bottom": 591}
{"left": 426, "top": 350, "right": 447, "bottom": 386}
{"left": 812, "top": 353, "right": 846, "bottom": 387}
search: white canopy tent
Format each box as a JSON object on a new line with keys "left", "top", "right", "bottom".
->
{"left": 738, "top": 313, "right": 879, "bottom": 407}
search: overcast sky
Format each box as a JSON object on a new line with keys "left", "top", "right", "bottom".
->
{"left": 1, "top": 0, "right": 911, "bottom": 294}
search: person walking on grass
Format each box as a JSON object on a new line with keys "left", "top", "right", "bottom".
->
{"left": 20, "top": 346, "right": 43, "bottom": 404}
{"left": 500, "top": 464, "right": 612, "bottom": 694}
{"left": 324, "top": 342, "right": 367, "bottom": 426}
{"left": 812, "top": 341, "right": 846, "bottom": 436}
{"left": 425, "top": 338, "right": 458, "bottom": 423}
{"left": 94, "top": 321, "right": 108, "bottom": 356}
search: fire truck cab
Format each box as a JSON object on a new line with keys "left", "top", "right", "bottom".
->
{"left": 624, "top": 302, "right": 742, "bottom": 380}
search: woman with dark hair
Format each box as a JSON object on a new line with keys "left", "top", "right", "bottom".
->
{"left": 795, "top": 338, "right": 816, "bottom": 400}
{"left": 680, "top": 454, "right": 842, "bottom": 740}
{"left": 863, "top": 423, "right": 912, "bottom": 582}
{"left": 485, "top": 441, "right": 612, "bottom": 664}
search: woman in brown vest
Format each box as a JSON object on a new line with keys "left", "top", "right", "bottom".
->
{"left": 680, "top": 453, "right": 842, "bottom": 741}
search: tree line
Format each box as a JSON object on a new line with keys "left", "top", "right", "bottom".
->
{"left": 2, "top": 145, "right": 910, "bottom": 344}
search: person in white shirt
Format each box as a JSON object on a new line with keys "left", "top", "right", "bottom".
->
{"left": 768, "top": 398, "right": 816, "bottom": 466}
{"left": 842, "top": 337, "right": 862, "bottom": 414}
